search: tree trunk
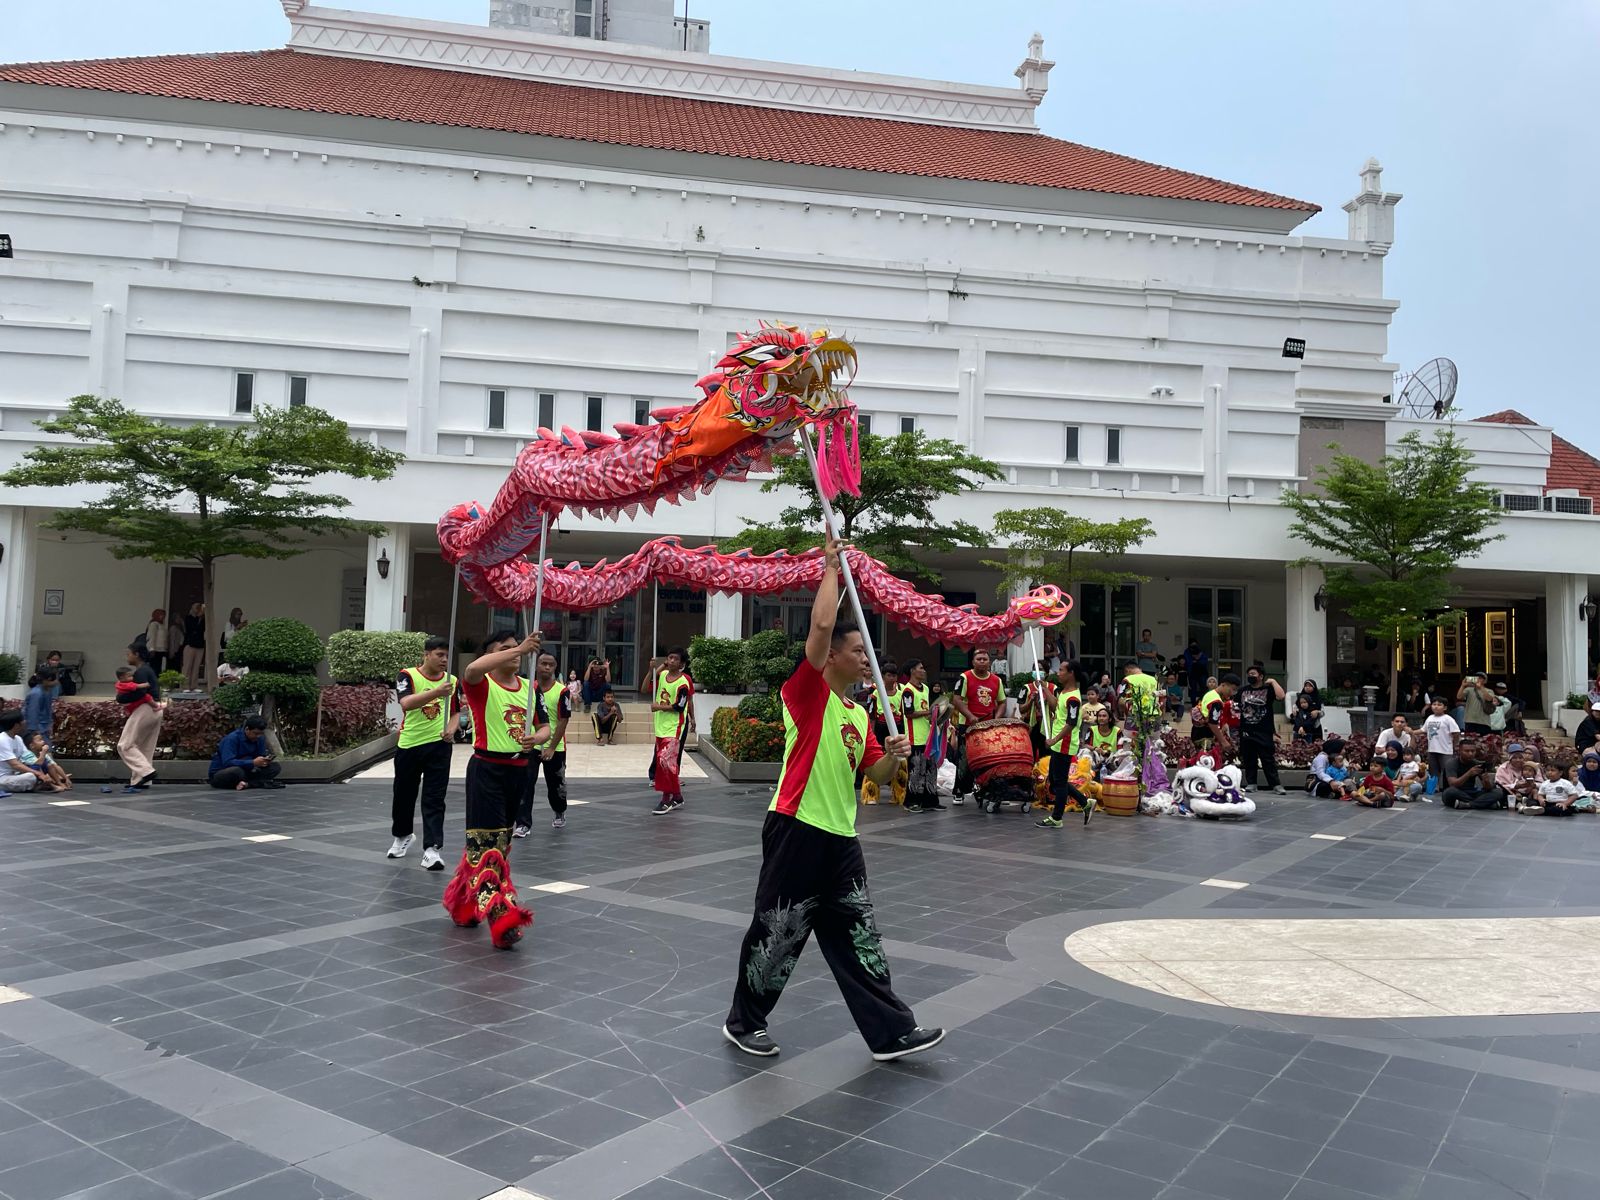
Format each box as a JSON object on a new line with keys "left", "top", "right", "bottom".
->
{"left": 1388, "top": 644, "right": 1401, "bottom": 715}
{"left": 202, "top": 555, "right": 218, "bottom": 694}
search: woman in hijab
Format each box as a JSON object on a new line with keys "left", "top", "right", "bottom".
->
{"left": 1578, "top": 749, "right": 1600, "bottom": 796}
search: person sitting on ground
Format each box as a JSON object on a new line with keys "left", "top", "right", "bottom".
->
{"left": 1576, "top": 702, "right": 1600, "bottom": 755}
{"left": 1578, "top": 749, "right": 1600, "bottom": 799}
{"left": 1162, "top": 670, "right": 1185, "bottom": 721}
{"left": 1522, "top": 761, "right": 1582, "bottom": 816}
{"left": 208, "top": 715, "right": 284, "bottom": 791}
{"left": 1290, "top": 694, "right": 1322, "bottom": 744}
{"left": 1355, "top": 761, "right": 1395, "bottom": 807}
{"left": 1323, "top": 750, "right": 1356, "bottom": 799}
{"left": 35, "top": 650, "right": 78, "bottom": 696}
{"left": 1, "top": 710, "right": 55, "bottom": 794}
{"left": 1440, "top": 742, "right": 1508, "bottom": 811}
{"left": 1380, "top": 743, "right": 1425, "bottom": 802}
{"left": 1397, "top": 749, "right": 1428, "bottom": 799}
{"left": 1308, "top": 738, "right": 1350, "bottom": 798}
{"left": 23, "top": 667, "right": 59, "bottom": 746}
{"left": 592, "top": 688, "right": 623, "bottom": 745}
{"left": 21, "top": 732, "right": 71, "bottom": 791}
{"left": 1494, "top": 743, "right": 1540, "bottom": 807}
{"left": 1374, "top": 713, "right": 1415, "bottom": 757}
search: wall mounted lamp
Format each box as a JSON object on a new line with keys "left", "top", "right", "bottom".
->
{"left": 1582, "top": 595, "right": 1597, "bottom": 622}
{"left": 1313, "top": 585, "right": 1327, "bottom": 612}
{"left": 376, "top": 548, "right": 390, "bottom": 580}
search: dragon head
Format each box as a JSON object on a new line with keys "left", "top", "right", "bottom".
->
{"left": 663, "top": 322, "right": 863, "bottom": 496}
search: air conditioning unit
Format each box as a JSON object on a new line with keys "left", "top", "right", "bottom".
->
{"left": 1496, "top": 493, "right": 1542, "bottom": 511}
{"left": 1544, "top": 494, "right": 1595, "bottom": 515}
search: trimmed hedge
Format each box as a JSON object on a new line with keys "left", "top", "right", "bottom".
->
{"left": 687, "top": 635, "right": 747, "bottom": 692}
{"left": 226, "top": 618, "right": 323, "bottom": 672}
{"left": 737, "top": 692, "right": 782, "bottom": 722}
{"left": 328, "top": 630, "right": 430, "bottom": 684}
{"left": 52, "top": 699, "right": 233, "bottom": 761}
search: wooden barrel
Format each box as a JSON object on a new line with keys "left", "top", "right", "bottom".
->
{"left": 1098, "top": 778, "right": 1140, "bottom": 818}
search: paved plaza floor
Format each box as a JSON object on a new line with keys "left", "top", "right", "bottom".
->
{"left": 4, "top": 765, "right": 1600, "bottom": 1200}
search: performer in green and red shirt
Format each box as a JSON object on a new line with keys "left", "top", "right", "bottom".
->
{"left": 948, "top": 647, "right": 1002, "bottom": 803}
{"left": 441, "top": 628, "right": 550, "bottom": 950}
{"left": 650, "top": 648, "right": 694, "bottom": 814}
{"left": 723, "top": 533, "right": 945, "bottom": 1064}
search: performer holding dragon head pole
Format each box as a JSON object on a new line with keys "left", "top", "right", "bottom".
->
{"left": 723, "top": 533, "right": 945, "bottom": 1062}
{"left": 441, "top": 629, "right": 551, "bottom": 950}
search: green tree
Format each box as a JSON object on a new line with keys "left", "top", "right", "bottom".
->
{"left": 1281, "top": 429, "right": 1502, "bottom": 712}
{"left": 1, "top": 396, "right": 403, "bottom": 690}
{"left": 719, "top": 430, "right": 1003, "bottom": 582}
{"left": 985, "top": 509, "right": 1156, "bottom": 613}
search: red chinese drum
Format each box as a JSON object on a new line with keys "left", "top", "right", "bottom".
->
{"left": 964, "top": 718, "right": 1035, "bottom": 787}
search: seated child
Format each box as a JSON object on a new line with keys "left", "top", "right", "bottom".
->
{"left": 1163, "top": 672, "right": 1185, "bottom": 720}
{"left": 1323, "top": 752, "right": 1356, "bottom": 799}
{"left": 1397, "top": 752, "right": 1428, "bottom": 800}
{"left": 1566, "top": 761, "right": 1598, "bottom": 812}
{"left": 23, "top": 732, "right": 71, "bottom": 791}
{"left": 1355, "top": 763, "right": 1395, "bottom": 808}
{"left": 1521, "top": 762, "right": 1582, "bottom": 816}
{"left": 14, "top": 734, "right": 63, "bottom": 792}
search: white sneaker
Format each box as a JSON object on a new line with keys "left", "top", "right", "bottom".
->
{"left": 386, "top": 835, "right": 414, "bottom": 859}
{"left": 512, "top": 824, "right": 531, "bottom": 839}
{"left": 420, "top": 846, "right": 444, "bottom": 870}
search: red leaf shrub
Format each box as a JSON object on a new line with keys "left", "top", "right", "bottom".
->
{"left": 710, "top": 705, "right": 784, "bottom": 763}
{"left": 51, "top": 699, "right": 234, "bottom": 760}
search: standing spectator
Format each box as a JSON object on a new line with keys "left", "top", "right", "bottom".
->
{"left": 1179, "top": 641, "right": 1210, "bottom": 703}
{"left": 1440, "top": 743, "right": 1507, "bottom": 811}
{"left": 1421, "top": 697, "right": 1461, "bottom": 786}
{"left": 115, "top": 645, "right": 164, "bottom": 792}
{"left": 181, "top": 603, "right": 207, "bottom": 690}
{"left": 1457, "top": 672, "right": 1496, "bottom": 736}
{"left": 1575, "top": 702, "right": 1600, "bottom": 756}
{"left": 208, "top": 715, "right": 283, "bottom": 790}
{"left": 1399, "top": 678, "right": 1428, "bottom": 715}
{"left": 565, "top": 669, "right": 584, "bottom": 713}
{"left": 1235, "top": 666, "right": 1285, "bottom": 794}
{"left": 1494, "top": 682, "right": 1525, "bottom": 737}
{"left": 387, "top": 636, "right": 459, "bottom": 869}
{"left": 144, "top": 609, "right": 168, "bottom": 675}
{"left": 1134, "top": 628, "right": 1161, "bottom": 676}
{"left": 1, "top": 710, "right": 52, "bottom": 795}
{"left": 223, "top": 607, "right": 247, "bottom": 650}
{"left": 23, "top": 668, "right": 59, "bottom": 746}
{"left": 583, "top": 657, "right": 610, "bottom": 714}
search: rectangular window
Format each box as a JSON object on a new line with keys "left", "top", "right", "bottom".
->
{"left": 233, "top": 372, "right": 254, "bottom": 415}
{"left": 586, "top": 395, "right": 603, "bottom": 432}
{"left": 899, "top": 415, "right": 916, "bottom": 435}
{"left": 1107, "top": 427, "right": 1122, "bottom": 465}
{"left": 857, "top": 414, "right": 872, "bottom": 437}
{"left": 574, "top": 0, "right": 593, "bottom": 36}
{"left": 633, "top": 398, "right": 651, "bottom": 425}
{"left": 537, "top": 392, "right": 555, "bottom": 431}
{"left": 288, "top": 375, "right": 308, "bottom": 408}
{"left": 1064, "top": 425, "right": 1080, "bottom": 462}
{"left": 487, "top": 388, "right": 507, "bottom": 431}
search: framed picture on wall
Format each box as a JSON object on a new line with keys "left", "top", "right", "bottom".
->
{"left": 1486, "top": 611, "right": 1510, "bottom": 675}
{"left": 1436, "top": 620, "right": 1462, "bottom": 675}
{"left": 1335, "top": 625, "right": 1356, "bottom": 664}
{"left": 42, "top": 589, "right": 64, "bottom": 615}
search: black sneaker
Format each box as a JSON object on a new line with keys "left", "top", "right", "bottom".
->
{"left": 872, "top": 1027, "right": 946, "bottom": 1062}
{"left": 651, "top": 800, "right": 675, "bottom": 816}
{"left": 262, "top": 780, "right": 286, "bottom": 790}
{"left": 722, "top": 1024, "right": 780, "bottom": 1057}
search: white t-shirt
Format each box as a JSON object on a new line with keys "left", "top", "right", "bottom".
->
{"left": 1375, "top": 728, "right": 1410, "bottom": 754}
{"left": 1422, "top": 714, "right": 1460, "bottom": 756}
{"left": 1398, "top": 761, "right": 1422, "bottom": 781}
{"left": 1538, "top": 779, "right": 1580, "bottom": 803}
{"left": 1, "top": 731, "right": 31, "bottom": 770}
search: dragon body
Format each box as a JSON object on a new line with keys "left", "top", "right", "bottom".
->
{"left": 438, "top": 324, "right": 1064, "bottom": 648}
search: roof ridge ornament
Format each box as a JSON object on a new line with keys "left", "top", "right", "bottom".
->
{"left": 1341, "top": 156, "right": 1402, "bottom": 255}
{"left": 280, "top": 1, "right": 307, "bottom": 15}
{"left": 1014, "top": 32, "right": 1054, "bottom": 103}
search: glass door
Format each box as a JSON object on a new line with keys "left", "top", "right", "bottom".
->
{"left": 600, "top": 597, "right": 637, "bottom": 690}
{"left": 1186, "top": 586, "right": 1246, "bottom": 680}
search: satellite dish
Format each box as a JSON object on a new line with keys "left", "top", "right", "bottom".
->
{"left": 1396, "top": 358, "right": 1459, "bottom": 419}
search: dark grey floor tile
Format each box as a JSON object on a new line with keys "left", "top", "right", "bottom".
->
{"left": 619, "top": 1179, "right": 724, "bottom": 1200}
{"left": 0, "top": 1148, "right": 129, "bottom": 1200}
{"left": 446, "top": 1126, "right": 577, "bottom": 1177}
{"left": 1080, "top": 1129, "right": 1198, "bottom": 1182}
{"left": 1302, "top": 1147, "right": 1424, "bottom": 1199}
{"left": 531, "top": 1099, "right": 649, "bottom": 1149}
{"left": 201, "top": 1167, "right": 359, "bottom": 1199}
{"left": 1034, "top": 1155, "right": 1166, "bottom": 1200}
{"left": 893, "top": 1162, "right": 1025, "bottom": 1200}
{"left": 810, "top": 1137, "right": 933, "bottom": 1195}
{"left": 50, "top": 1097, "right": 174, "bottom": 1143}
{"left": 945, "top": 1133, "right": 1068, "bottom": 1187}
{"left": 1209, "top": 1125, "right": 1323, "bottom": 1176}
{"left": 57, "top": 1178, "right": 186, "bottom": 1200}
{"left": 731, "top": 1117, "right": 853, "bottom": 1167}
{"left": 664, "top": 1146, "right": 796, "bottom": 1200}
{"left": 1172, "top": 1152, "right": 1299, "bottom": 1200}
{"left": 95, "top": 1120, "right": 232, "bottom": 1171}
{"left": 764, "top": 1167, "right": 881, "bottom": 1200}
{"left": 391, "top": 1106, "right": 515, "bottom": 1156}
{"left": 1429, "top": 1141, "right": 1545, "bottom": 1196}
{"left": 0, "top": 1123, "right": 82, "bottom": 1171}
{"left": 788, "top": 1091, "right": 901, "bottom": 1135}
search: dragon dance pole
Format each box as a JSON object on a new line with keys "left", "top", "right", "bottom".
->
{"left": 523, "top": 511, "right": 551, "bottom": 735}
{"left": 799, "top": 427, "right": 900, "bottom": 741}
{"left": 444, "top": 561, "right": 461, "bottom": 679}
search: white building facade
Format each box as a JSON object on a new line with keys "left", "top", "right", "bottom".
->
{"left": 1, "top": 2, "right": 1595, "bottom": 704}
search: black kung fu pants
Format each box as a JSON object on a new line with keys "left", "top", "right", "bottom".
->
{"left": 392, "top": 740, "right": 451, "bottom": 849}
{"left": 517, "top": 750, "right": 568, "bottom": 824}
{"left": 726, "top": 812, "right": 916, "bottom": 1054}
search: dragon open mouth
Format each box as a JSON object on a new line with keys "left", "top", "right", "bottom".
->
{"left": 792, "top": 337, "right": 858, "bottom": 418}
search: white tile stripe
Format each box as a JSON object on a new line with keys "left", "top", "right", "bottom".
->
{"left": 1199, "top": 878, "right": 1249, "bottom": 890}
{"left": 1309, "top": 833, "right": 1347, "bottom": 841}
{"left": 0, "top": 985, "right": 33, "bottom": 1005}
{"left": 480, "top": 1189, "right": 551, "bottom": 1200}
{"left": 530, "top": 881, "right": 588, "bottom": 894}
{"left": 49, "top": 800, "right": 91, "bottom": 807}
{"left": 242, "top": 833, "right": 292, "bottom": 843}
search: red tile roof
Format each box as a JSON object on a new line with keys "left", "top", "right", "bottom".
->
{"left": 1476, "top": 409, "right": 1600, "bottom": 504}
{"left": 0, "top": 49, "right": 1319, "bottom": 213}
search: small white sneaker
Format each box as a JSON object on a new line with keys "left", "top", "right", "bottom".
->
{"left": 420, "top": 846, "right": 444, "bottom": 870}
{"left": 386, "top": 835, "right": 414, "bottom": 859}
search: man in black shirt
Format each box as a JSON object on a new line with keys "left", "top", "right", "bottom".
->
{"left": 1235, "top": 666, "right": 1285, "bottom": 794}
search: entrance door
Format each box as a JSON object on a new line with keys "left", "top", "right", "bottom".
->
{"left": 1078, "top": 584, "right": 1137, "bottom": 684}
{"left": 1187, "top": 586, "right": 1245, "bottom": 679}
{"left": 167, "top": 565, "right": 204, "bottom": 629}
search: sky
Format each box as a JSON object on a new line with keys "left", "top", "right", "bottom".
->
{"left": 6, "top": 1, "right": 1597, "bottom": 442}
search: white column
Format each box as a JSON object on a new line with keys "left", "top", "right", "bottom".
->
{"left": 705, "top": 590, "right": 743, "bottom": 640}
{"left": 0, "top": 506, "right": 40, "bottom": 665}
{"left": 1005, "top": 577, "right": 1031, "bottom": 677}
{"left": 1286, "top": 565, "right": 1328, "bottom": 695}
{"left": 1546, "top": 573, "right": 1590, "bottom": 711}
{"left": 363, "top": 526, "right": 412, "bottom": 632}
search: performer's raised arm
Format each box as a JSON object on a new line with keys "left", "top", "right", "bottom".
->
{"left": 805, "top": 533, "right": 847, "bottom": 670}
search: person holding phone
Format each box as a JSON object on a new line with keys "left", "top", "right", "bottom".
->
{"left": 207, "top": 715, "right": 283, "bottom": 790}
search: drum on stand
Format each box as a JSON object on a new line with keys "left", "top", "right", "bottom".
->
{"left": 965, "top": 718, "right": 1037, "bottom": 814}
